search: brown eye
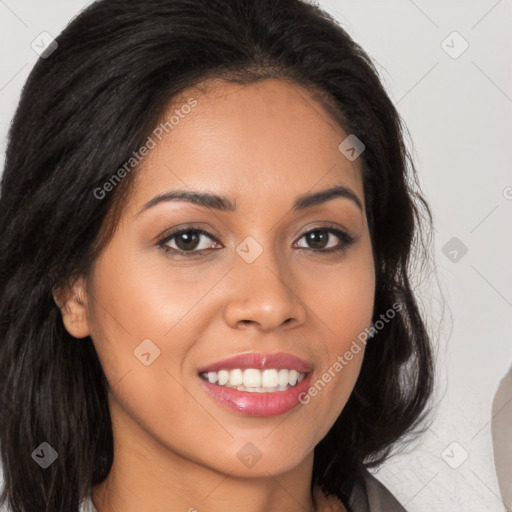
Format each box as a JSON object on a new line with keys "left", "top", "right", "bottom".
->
{"left": 158, "top": 228, "right": 220, "bottom": 256}
{"left": 173, "top": 230, "right": 202, "bottom": 251}
{"left": 303, "top": 229, "right": 330, "bottom": 250}
{"left": 295, "top": 227, "right": 356, "bottom": 253}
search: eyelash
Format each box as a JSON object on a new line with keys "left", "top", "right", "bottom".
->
{"left": 157, "top": 225, "right": 357, "bottom": 257}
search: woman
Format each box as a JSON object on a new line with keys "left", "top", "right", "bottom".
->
{"left": 0, "top": 0, "right": 434, "bottom": 511}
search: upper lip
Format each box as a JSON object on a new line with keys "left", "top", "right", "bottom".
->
{"left": 197, "top": 352, "right": 313, "bottom": 374}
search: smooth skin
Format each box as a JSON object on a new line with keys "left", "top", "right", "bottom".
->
{"left": 55, "top": 78, "right": 375, "bottom": 512}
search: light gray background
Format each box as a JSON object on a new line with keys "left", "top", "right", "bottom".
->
{"left": 1, "top": 1, "right": 511, "bottom": 511}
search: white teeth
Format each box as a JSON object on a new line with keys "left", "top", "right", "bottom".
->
{"left": 200, "top": 368, "right": 307, "bottom": 392}
{"left": 229, "top": 369, "right": 243, "bottom": 386}
{"left": 278, "top": 369, "right": 289, "bottom": 387}
{"left": 262, "top": 369, "right": 278, "bottom": 387}
{"left": 217, "top": 370, "right": 229, "bottom": 386}
{"left": 234, "top": 384, "right": 290, "bottom": 393}
{"left": 243, "top": 368, "right": 261, "bottom": 388}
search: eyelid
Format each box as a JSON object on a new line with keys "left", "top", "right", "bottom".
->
{"left": 157, "top": 226, "right": 220, "bottom": 252}
{"left": 157, "top": 223, "right": 357, "bottom": 256}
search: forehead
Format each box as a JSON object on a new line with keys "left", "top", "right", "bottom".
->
{"left": 126, "top": 78, "right": 364, "bottom": 215}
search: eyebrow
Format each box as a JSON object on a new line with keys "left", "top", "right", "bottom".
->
{"left": 137, "top": 184, "right": 363, "bottom": 216}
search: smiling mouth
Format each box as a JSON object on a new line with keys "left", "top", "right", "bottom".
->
{"left": 198, "top": 368, "right": 307, "bottom": 393}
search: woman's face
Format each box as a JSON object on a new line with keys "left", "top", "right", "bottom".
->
{"left": 68, "top": 78, "right": 375, "bottom": 477}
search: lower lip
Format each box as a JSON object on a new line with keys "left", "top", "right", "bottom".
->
{"left": 198, "top": 373, "right": 313, "bottom": 417}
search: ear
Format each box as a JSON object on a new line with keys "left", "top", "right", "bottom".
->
{"left": 52, "top": 276, "right": 91, "bottom": 339}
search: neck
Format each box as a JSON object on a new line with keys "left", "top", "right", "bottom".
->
{"left": 92, "top": 458, "right": 318, "bottom": 512}
{"left": 91, "top": 405, "right": 319, "bottom": 512}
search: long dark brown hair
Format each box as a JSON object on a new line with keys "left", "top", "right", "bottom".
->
{"left": 0, "top": 0, "right": 434, "bottom": 510}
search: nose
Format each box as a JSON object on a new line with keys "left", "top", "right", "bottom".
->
{"left": 223, "top": 244, "right": 308, "bottom": 332}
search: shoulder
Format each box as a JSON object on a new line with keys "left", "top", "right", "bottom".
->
{"left": 348, "top": 466, "right": 408, "bottom": 512}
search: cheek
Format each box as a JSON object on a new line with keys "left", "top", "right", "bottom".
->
{"left": 90, "top": 240, "right": 217, "bottom": 338}
{"left": 300, "top": 243, "right": 374, "bottom": 418}
{"left": 84, "top": 244, "right": 221, "bottom": 418}
{"left": 309, "top": 239, "right": 375, "bottom": 344}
